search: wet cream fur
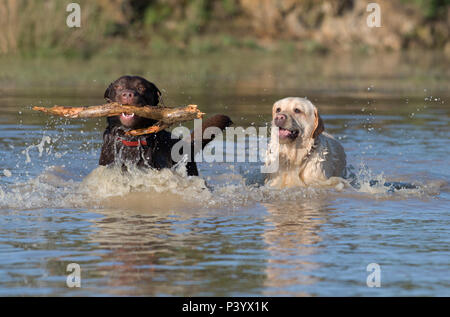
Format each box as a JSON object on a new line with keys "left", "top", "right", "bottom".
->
{"left": 265, "top": 97, "right": 346, "bottom": 188}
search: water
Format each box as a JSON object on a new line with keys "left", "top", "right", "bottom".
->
{"left": 0, "top": 52, "right": 449, "bottom": 296}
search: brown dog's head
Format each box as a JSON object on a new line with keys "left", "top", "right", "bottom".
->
{"left": 272, "top": 97, "right": 324, "bottom": 145}
{"left": 104, "top": 75, "right": 161, "bottom": 129}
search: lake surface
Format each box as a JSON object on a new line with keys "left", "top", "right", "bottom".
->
{"left": 0, "top": 52, "right": 449, "bottom": 296}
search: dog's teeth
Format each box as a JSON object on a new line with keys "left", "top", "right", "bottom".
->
{"left": 121, "top": 113, "right": 135, "bottom": 118}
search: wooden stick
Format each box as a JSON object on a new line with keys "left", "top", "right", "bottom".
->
{"left": 32, "top": 103, "right": 204, "bottom": 121}
{"left": 32, "top": 103, "right": 205, "bottom": 135}
{"left": 125, "top": 122, "right": 170, "bottom": 136}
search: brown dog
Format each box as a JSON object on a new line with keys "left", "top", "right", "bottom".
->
{"left": 99, "top": 75, "right": 232, "bottom": 176}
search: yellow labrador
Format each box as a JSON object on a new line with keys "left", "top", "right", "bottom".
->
{"left": 265, "top": 97, "right": 346, "bottom": 188}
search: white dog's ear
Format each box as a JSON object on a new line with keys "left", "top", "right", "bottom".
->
{"left": 311, "top": 108, "right": 325, "bottom": 138}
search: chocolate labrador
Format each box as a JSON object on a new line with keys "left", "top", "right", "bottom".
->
{"left": 99, "top": 75, "right": 232, "bottom": 176}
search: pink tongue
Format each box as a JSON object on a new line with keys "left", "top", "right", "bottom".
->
{"left": 279, "top": 129, "right": 292, "bottom": 138}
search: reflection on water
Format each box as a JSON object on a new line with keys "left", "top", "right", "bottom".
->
{"left": 262, "top": 201, "right": 328, "bottom": 296}
{"left": 0, "top": 52, "right": 449, "bottom": 296}
{"left": 82, "top": 208, "right": 269, "bottom": 296}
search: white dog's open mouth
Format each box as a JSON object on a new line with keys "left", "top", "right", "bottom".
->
{"left": 278, "top": 127, "right": 299, "bottom": 140}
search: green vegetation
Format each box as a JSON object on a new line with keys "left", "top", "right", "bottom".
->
{"left": 405, "top": 0, "right": 450, "bottom": 19}
{"left": 0, "top": 0, "right": 448, "bottom": 59}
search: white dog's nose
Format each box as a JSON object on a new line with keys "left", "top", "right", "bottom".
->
{"left": 274, "top": 113, "right": 287, "bottom": 126}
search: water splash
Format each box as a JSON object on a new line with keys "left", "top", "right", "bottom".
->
{"left": 0, "top": 159, "right": 442, "bottom": 213}
{"left": 0, "top": 127, "right": 445, "bottom": 215}
{"left": 22, "top": 135, "right": 52, "bottom": 164}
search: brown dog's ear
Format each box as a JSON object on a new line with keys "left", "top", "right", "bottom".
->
{"left": 311, "top": 108, "right": 325, "bottom": 139}
{"left": 153, "top": 85, "right": 162, "bottom": 106}
{"left": 144, "top": 82, "right": 162, "bottom": 106}
{"left": 104, "top": 83, "right": 114, "bottom": 102}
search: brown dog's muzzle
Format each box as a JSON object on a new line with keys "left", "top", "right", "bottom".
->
{"left": 117, "top": 89, "right": 144, "bottom": 106}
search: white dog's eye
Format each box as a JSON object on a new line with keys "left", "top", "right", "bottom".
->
{"left": 294, "top": 108, "right": 302, "bottom": 114}
{"left": 276, "top": 108, "right": 281, "bottom": 113}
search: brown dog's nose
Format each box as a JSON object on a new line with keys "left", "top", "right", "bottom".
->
{"left": 274, "top": 113, "right": 287, "bottom": 127}
{"left": 119, "top": 90, "right": 135, "bottom": 104}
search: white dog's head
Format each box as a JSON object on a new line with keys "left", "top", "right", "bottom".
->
{"left": 271, "top": 97, "right": 324, "bottom": 145}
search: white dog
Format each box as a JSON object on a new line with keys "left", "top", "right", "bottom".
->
{"left": 265, "top": 97, "right": 347, "bottom": 188}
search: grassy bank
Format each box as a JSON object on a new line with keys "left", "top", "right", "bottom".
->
{"left": 0, "top": 0, "right": 448, "bottom": 59}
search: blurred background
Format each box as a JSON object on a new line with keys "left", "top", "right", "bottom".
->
{"left": 0, "top": 1, "right": 449, "bottom": 297}
{"left": 0, "top": 0, "right": 449, "bottom": 58}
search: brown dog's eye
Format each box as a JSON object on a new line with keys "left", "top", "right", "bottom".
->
{"left": 294, "top": 108, "right": 302, "bottom": 114}
{"left": 276, "top": 108, "right": 281, "bottom": 113}
{"left": 137, "top": 86, "right": 145, "bottom": 92}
